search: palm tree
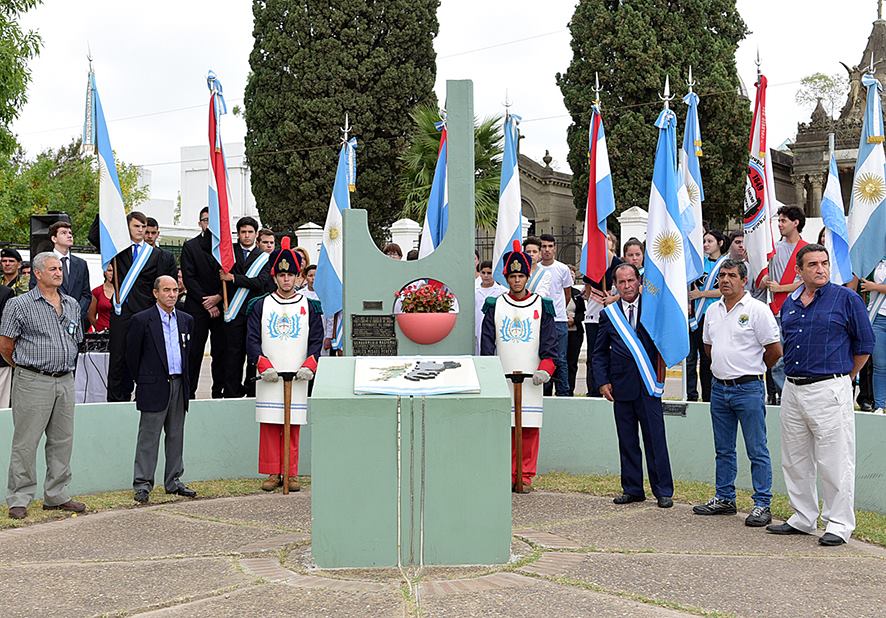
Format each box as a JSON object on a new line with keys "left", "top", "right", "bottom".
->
{"left": 399, "top": 104, "right": 503, "bottom": 228}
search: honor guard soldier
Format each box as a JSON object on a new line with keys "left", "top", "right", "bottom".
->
{"left": 246, "top": 237, "right": 323, "bottom": 492}
{"left": 481, "top": 241, "right": 557, "bottom": 492}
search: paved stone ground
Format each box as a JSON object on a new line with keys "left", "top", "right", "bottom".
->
{"left": 2, "top": 490, "right": 885, "bottom": 617}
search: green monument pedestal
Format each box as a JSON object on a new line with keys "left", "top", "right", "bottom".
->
{"left": 310, "top": 356, "right": 512, "bottom": 568}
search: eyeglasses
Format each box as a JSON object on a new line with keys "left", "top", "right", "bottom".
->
{"left": 199, "top": 218, "right": 209, "bottom": 223}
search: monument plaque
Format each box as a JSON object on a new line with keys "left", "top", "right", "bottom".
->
{"left": 351, "top": 314, "right": 397, "bottom": 357}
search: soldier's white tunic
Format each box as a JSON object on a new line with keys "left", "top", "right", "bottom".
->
{"left": 255, "top": 293, "right": 309, "bottom": 425}
{"left": 494, "top": 293, "right": 544, "bottom": 427}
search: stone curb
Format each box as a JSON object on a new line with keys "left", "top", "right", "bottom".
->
{"left": 418, "top": 572, "right": 537, "bottom": 597}
{"left": 513, "top": 528, "right": 581, "bottom": 549}
{"left": 239, "top": 557, "right": 391, "bottom": 592}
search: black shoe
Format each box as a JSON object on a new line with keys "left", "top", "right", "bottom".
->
{"left": 166, "top": 485, "right": 197, "bottom": 498}
{"left": 765, "top": 522, "right": 808, "bottom": 535}
{"left": 656, "top": 496, "right": 673, "bottom": 508}
{"left": 692, "top": 497, "right": 737, "bottom": 515}
{"left": 613, "top": 494, "right": 646, "bottom": 504}
{"left": 745, "top": 505, "right": 772, "bottom": 527}
{"left": 134, "top": 489, "right": 149, "bottom": 504}
{"left": 819, "top": 532, "right": 846, "bottom": 546}
{"left": 859, "top": 401, "right": 874, "bottom": 412}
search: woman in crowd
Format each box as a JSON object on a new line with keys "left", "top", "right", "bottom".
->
{"left": 622, "top": 238, "right": 644, "bottom": 278}
{"left": 686, "top": 229, "right": 729, "bottom": 402}
{"left": 293, "top": 247, "right": 311, "bottom": 289}
{"left": 87, "top": 262, "right": 115, "bottom": 332}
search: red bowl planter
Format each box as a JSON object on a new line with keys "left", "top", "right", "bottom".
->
{"left": 396, "top": 312, "right": 457, "bottom": 345}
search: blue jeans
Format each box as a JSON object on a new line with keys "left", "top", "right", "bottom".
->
{"left": 709, "top": 379, "right": 772, "bottom": 507}
{"left": 873, "top": 314, "right": 886, "bottom": 409}
{"left": 547, "top": 322, "right": 571, "bottom": 397}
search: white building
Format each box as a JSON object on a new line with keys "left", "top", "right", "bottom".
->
{"left": 142, "top": 142, "right": 261, "bottom": 243}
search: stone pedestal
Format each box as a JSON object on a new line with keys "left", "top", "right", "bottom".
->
{"left": 296, "top": 222, "right": 324, "bottom": 265}
{"left": 618, "top": 206, "right": 649, "bottom": 244}
{"left": 389, "top": 218, "right": 421, "bottom": 258}
{"left": 310, "top": 356, "right": 512, "bottom": 568}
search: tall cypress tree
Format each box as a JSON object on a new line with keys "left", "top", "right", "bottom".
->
{"left": 244, "top": 0, "right": 438, "bottom": 239}
{"left": 557, "top": 0, "right": 750, "bottom": 229}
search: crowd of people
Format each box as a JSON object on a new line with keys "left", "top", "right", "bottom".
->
{"left": 1, "top": 208, "right": 883, "bottom": 548}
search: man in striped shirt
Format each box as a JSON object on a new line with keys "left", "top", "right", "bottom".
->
{"left": 1, "top": 252, "right": 84, "bottom": 520}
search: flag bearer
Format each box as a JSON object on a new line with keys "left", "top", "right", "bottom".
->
{"left": 246, "top": 237, "right": 323, "bottom": 492}
{"left": 481, "top": 241, "right": 557, "bottom": 492}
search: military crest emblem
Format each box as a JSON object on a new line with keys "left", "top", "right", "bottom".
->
{"left": 267, "top": 312, "right": 301, "bottom": 340}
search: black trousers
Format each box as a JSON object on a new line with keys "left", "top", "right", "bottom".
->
{"left": 133, "top": 376, "right": 185, "bottom": 492}
{"left": 584, "top": 323, "right": 600, "bottom": 398}
{"left": 187, "top": 310, "right": 226, "bottom": 399}
{"left": 566, "top": 328, "right": 584, "bottom": 396}
{"left": 613, "top": 394, "right": 674, "bottom": 499}
{"left": 686, "top": 316, "right": 712, "bottom": 402}
{"left": 108, "top": 312, "right": 134, "bottom": 402}
{"left": 222, "top": 318, "right": 247, "bottom": 398}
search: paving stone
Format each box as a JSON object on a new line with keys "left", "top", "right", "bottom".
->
{"left": 560, "top": 552, "right": 886, "bottom": 618}
{"left": 519, "top": 551, "right": 586, "bottom": 576}
{"left": 0, "top": 557, "right": 252, "bottom": 618}
{"left": 418, "top": 575, "right": 685, "bottom": 617}
{"left": 160, "top": 491, "right": 312, "bottom": 532}
{"left": 512, "top": 529, "right": 581, "bottom": 549}
{"left": 543, "top": 501, "right": 886, "bottom": 557}
{"left": 143, "top": 582, "right": 406, "bottom": 617}
{"left": 0, "top": 507, "right": 290, "bottom": 562}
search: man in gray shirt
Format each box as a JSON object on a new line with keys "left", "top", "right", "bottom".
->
{"left": 0, "top": 253, "right": 84, "bottom": 520}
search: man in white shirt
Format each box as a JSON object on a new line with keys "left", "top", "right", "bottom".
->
{"left": 474, "top": 260, "right": 507, "bottom": 354}
{"left": 694, "top": 259, "right": 782, "bottom": 527}
{"left": 536, "top": 234, "right": 573, "bottom": 396}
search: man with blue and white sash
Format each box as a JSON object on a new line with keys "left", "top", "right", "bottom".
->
{"left": 219, "top": 216, "right": 272, "bottom": 398}
{"left": 592, "top": 263, "right": 674, "bottom": 508}
{"left": 108, "top": 211, "right": 177, "bottom": 402}
{"left": 481, "top": 240, "right": 557, "bottom": 493}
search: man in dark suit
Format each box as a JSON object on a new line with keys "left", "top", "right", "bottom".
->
{"left": 107, "top": 211, "right": 178, "bottom": 402}
{"left": 180, "top": 207, "right": 226, "bottom": 399}
{"left": 219, "top": 216, "right": 272, "bottom": 398}
{"left": 29, "top": 221, "right": 92, "bottom": 325}
{"left": 592, "top": 263, "right": 674, "bottom": 508}
{"left": 126, "top": 275, "right": 196, "bottom": 504}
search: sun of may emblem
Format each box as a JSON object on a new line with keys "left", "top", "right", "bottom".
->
{"left": 853, "top": 171, "right": 886, "bottom": 205}
{"left": 327, "top": 226, "right": 341, "bottom": 242}
{"left": 687, "top": 181, "right": 701, "bottom": 205}
{"left": 652, "top": 231, "right": 682, "bottom": 263}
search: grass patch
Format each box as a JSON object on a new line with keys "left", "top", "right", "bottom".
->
{"left": 0, "top": 476, "right": 308, "bottom": 530}
{"left": 534, "top": 471, "right": 886, "bottom": 548}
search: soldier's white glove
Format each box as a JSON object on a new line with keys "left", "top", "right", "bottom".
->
{"left": 532, "top": 370, "right": 551, "bottom": 386}
{"left": 296, "top": 367, "right": 315, "bottom": 382}
{"left": 260, "top": 367, "right": 279, "bottom": 383}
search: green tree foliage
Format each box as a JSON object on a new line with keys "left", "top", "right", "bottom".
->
{"left": 399, "top": 104, "right": 503, "bottom": 228}
{"left": 0, "top": 138, "right": 147, "bottom": 244}
{"left": 795, "top": 72, "right": 847, "bottom": 119}
{"left": 0, "top": 0, "right": 42, "bottom": 160}
{"left": 557, "top": 0, "right": 750, "bottom": 229}
{"left": 244, "top": 0, "right": 439, "bottom": 240}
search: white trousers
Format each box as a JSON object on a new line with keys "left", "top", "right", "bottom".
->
{"left": 780, "top": 375, "right": 855, "bottom": 540}
{"left": 0, "top": 366, "right": 11, "bottom": 408}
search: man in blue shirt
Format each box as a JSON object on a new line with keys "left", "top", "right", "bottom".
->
{"left": 765, "top": 244, "right": 874, "bottom": 546}
{"left": 127, "top": 275, "right": 196, "bottom": 504}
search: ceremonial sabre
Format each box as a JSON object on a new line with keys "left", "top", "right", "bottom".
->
{"left": 279, "top": 372, "right": 297, "bottom": 495}
{"left": 505, "top": 371, "right": 526, "bottom": 493}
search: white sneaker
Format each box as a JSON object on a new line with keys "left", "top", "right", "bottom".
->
{"left": 875, "top": 408, "right": 885, "bottom": 415}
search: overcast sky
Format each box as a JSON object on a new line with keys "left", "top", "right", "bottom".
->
{"left": 11, "top": 1, "right": 884, "bottom": 202}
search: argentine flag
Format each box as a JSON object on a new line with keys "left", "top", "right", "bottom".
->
{"left": 314, "top": 137, "right": 357, "bottom": 349}
{"left": 492, "top": 112, "right": 523, "bottom": 286}
{"left": 848, "top": 73, "right": 886, "bottom": 278}
{"left": 90, "top": 71, "right": 130, "bottom": 270}
{"left": 640, "top": 106, "right": 690, "bottom": 368}
{"left": 418, "top": 121, "right": 448, "bottom": 258}
{"left": 679, "top": 91, "right": 705, "bottom": 284}
{"left": 821, "top": 152, "right": 853, "bottom": 284}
